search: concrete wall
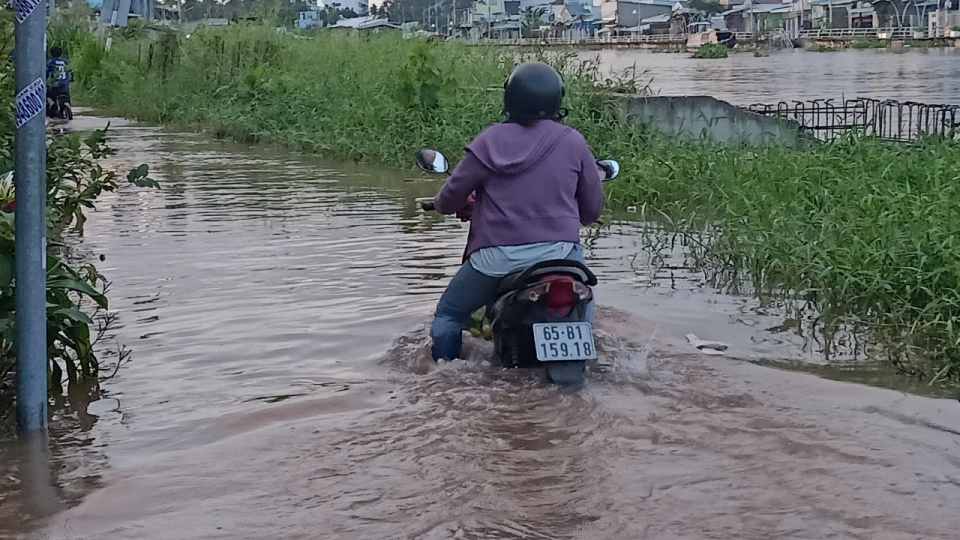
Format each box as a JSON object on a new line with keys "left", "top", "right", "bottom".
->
{"left": 612, "top": 95, "right": 805, "bottom": 146}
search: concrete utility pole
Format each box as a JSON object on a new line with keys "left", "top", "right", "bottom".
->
{"left": 13, "top": 0, "right": 49, "bottom": 434}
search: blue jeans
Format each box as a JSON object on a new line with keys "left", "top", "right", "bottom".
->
{"left": 430, "top": 245, "right": 594, "bottom": 361}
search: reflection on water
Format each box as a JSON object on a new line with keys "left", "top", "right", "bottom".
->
{"left": 0, "top": 383, "right": 107, "bottom": 538}
{"left": 0, "top": 121, "right": 958, "bottom": 539}
{"left": 587, "top": 48, "right": 960, "bottom": 104}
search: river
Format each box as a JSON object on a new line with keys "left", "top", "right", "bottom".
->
{"left": 1, "top": 117, "right": 959, "bottom": 539}
{"left": 586, "top": 48, "right": 960, "bottom": 105}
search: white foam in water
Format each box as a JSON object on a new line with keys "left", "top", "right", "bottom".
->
{"left": 380, "top": 306, "right": 663, "bottom": 391}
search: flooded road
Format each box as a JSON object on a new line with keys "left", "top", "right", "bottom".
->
{"left": 2, "top": 121, "right": 959, "bottom": 539}
{"left": 588, "top": 48, "right": 960, "bottom": 105}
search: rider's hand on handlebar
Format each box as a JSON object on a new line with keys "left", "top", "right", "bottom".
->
{"left": 456, "top": 194, "right": 475, "bottom": 222}
{"left": 597, "top": 161, "right": 612, "bottom": 180}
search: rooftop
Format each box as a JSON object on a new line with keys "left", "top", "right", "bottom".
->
{"left": 617, "top": 0, "right": 681, "bottom": 7}
{"left": 330, "top": 16, "right": 400, "bottom": 30}
{"left": 641, "top": 13, "right": 671, "bottom": 23}
{"left": 723, "top": 3, "right": 793, "bottom": 15}
{"left": 566, "top": 3, "right": 592, "bottom": 16}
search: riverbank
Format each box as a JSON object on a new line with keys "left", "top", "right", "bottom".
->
{"left": 71, "top": 25, "right": 960, "bottom": 389}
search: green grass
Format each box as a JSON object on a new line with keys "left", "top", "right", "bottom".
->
{"left": 74, "top": 26, "right": 960, "bottom": 389}
{"left": 904, "top": 39, "right": 937, "bottom": 48}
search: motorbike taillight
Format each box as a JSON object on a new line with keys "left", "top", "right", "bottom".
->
{"left": 543, "top": 276, "right": 576, "bottom": 317}
{"left": 517, "top": 276, "right": 589, "bottom": 318}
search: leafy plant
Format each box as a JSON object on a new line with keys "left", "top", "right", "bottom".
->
{"left": 693, "top": 43, "right": 729, "bottom": 59}
{"left": 46, "top": 127, "right": 158, "bottom": 233}
{"left": 397, "top": 42, "right": 447, "bottom": 111}
{"left": 466, "top": 306, "right": 492, "bottom": 340}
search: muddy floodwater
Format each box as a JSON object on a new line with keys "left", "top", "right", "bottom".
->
{"left": 1, "top": 119, "right": 959, "bottom": 539}
{"left": 587, "top": 48, "right": 960, "bottom": 105}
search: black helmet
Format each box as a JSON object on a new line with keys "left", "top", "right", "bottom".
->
{"left": 50, "top": 46, "right": 62, "bottom": 57}
{"left": 503, "top": 62, "right": 565, "bottom": 124}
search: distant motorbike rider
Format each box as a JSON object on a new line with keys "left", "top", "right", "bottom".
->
{"left": 429, "top": 61, "right": 604, "bottom": 362}
{"left": 46, "top": 46, "right": 70, "bottom": 115}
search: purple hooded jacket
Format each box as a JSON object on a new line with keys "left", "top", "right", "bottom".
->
{"left": 433, "top": 120, "right": 604, "bottom": 260}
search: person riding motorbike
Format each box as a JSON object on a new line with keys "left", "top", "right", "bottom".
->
{"left": 429, "top": 61, "right": 604, "bottom": 362}
{"left": 46, "top": 46, "right": 71, "bottom": 117}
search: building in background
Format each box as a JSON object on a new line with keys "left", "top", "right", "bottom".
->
{"left": 299, "top": 9, "right": 321, "bottom": 28}
{"left": 329, "top": 14, "right": 400, "bottom": 30}
{"left": 100, "top": 0, "right": 154, "bottom": 26}
{"left": 551, "top": 2, "right": 602, "bottom": 38}
{"left": 611, "top": 0, "right": 678, "bottom": 35}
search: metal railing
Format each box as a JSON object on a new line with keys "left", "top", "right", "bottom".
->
{"left": 469, "top": 33, "right": 769, "bottom": 46}
{"left": 798, "top": 27, "right": 947, "bottom": 39}
{"left": 472, "top": 35, "right": 688, "bottom": 46}
{"left": 746, "top": 99, "right": 960, "bottom": 143}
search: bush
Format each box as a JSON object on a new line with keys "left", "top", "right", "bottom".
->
{"left": 692, "top": 42, "right": 729, "bottom": 59}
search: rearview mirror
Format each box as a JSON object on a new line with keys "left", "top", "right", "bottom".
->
{"left": 598, "top": 159, "right": 619, "bottom": 181}
{"left": 415, "top": 148, "right": 450, "bottom": 174}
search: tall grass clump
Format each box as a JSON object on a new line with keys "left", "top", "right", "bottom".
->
{"left": 75, "top": 26, "right": 960, "bottom": 388}
{"left": 81, "top": 28, "right": 509, "bottom": 159}
{"left": 612, "top": 133, "right": 960, "bottom": 386}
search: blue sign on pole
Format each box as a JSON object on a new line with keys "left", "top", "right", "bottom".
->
{"left": 14, "top": 0, "right": 42, "bottom": 23}
{"left": 14, "top": 78, "right": 45, "bottom": 129}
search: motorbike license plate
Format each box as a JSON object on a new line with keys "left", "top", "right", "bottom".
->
{"left": 533, "top": 323, "right": 597, "bottom": 361}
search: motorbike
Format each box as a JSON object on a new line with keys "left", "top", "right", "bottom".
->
{"left": 46, "top": 92, "right": 73, "bottom": 121}
{"left": 46, "top": 71, "right": 74, "bottom": 121}
{"left": 416, "top": 148, "right": 620, "bottom": 387}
